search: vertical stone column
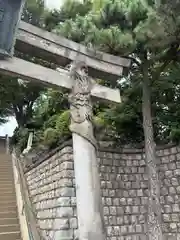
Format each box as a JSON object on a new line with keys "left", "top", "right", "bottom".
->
{"left": 5, "top": 134, "right": 9, "bottom": 154}
{"left": 68, "top": 61, "right": 106, "bottom": 240}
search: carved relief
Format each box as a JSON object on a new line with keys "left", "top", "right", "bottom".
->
{"left": 68, "top": 61, "right": 97, "bottom": 147}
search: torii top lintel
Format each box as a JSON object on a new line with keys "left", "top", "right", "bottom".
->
{"left": 16, "top": 21, "right": 130, "bottom": 81}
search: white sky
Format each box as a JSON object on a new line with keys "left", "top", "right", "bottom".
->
{"left": 45, "top": 0, "right": 64, "bottom": 9}
{"left": 0, "top": 117, "right": 17, "bottom": 137}
{"left": 0, "top": 0, "right": 64, "bottom": 137}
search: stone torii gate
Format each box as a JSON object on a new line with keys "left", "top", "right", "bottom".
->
{"left": 0, "top": 49, "right": 130, "bottom": 240}
{"left": 0, "top": 4, "right": 130, "bottom": 239}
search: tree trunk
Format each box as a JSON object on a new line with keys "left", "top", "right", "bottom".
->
{"left": 13, "top": 105, "right": 25, "bottom": 127}
{"left": 142, "top": 66, "right": 163, "bottom": 240}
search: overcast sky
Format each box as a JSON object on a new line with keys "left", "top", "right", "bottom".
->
{"left": 45, "top": 0, "right": 64, "bottom": 9}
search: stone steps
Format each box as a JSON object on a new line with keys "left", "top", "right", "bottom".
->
{"left": 0, "top": 206, "right": 17, "bottom": 212}
{"left": 0, "top": 224, "right": 20, "bottom": 232}
{"left": 0, "top": 211, "right": 18, "bottom": 219}
{"left": 0, "top": 195, "right": 17, "bottom": 202}
{"left": 0, "top": 199, "right": 16, "bottom": 207}
{"left": 0, "top": 152, "right": 22, "bottom": 240}
{"left": 0, "top": 231, "right": 21, "bottom": 240}
{"left": 0, "top": 218, "right": 19, "bottom": 225}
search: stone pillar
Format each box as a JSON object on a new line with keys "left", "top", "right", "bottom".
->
{"left": 68, "top": 61, "right": 106, "bottom": 240}
{"left": 5, "top": 134, "right": 9, "bottom": 154}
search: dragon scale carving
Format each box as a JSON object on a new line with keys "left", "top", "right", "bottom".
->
{"left": 68, "top": 61, "right": 97, "bottom": 147}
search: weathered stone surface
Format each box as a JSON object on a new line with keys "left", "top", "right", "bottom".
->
{"left": 69, "top": 218, "right": 78, "bottom": 229}
{"left": 53, "top": 229, "right": 73, "bottom": 239}
{"left": 26, "top": 144, "right": 180, "bottom": 239}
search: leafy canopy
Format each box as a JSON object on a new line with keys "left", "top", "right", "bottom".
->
{"left": 11, "top": 0, "right": 180, "bottom": 149}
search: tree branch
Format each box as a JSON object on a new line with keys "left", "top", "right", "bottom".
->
{"left": 128, "top": 56, "right": 141, "bottom": 67}
{"left": 152, "top": 59, "right": 172, "bottom": 82}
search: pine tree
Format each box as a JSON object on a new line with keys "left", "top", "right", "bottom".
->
{"left": 53, "top": 0, "right": 180, "bottom": 238}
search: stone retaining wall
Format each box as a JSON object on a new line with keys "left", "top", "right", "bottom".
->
{"left": 25, "top": 143, "right": 180, "bottom": 240}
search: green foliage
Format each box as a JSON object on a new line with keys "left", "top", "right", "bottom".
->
{"left": 152, "top": 63, "right": 180, "bottom": 143}
{"left": 0, "top": 76, "right": 43, "bottom": 151}
{"left": 43, "top": 128, "right": 59, "bottom": 147}
{"left": 33, "top": 89, "right": 69, "bottom": 126}
{"left": 91, "top": 0, "right": 108, "bottom": 12}
{"left": 0, "top": 0, "right": 48, "bottom": 143}
{"left": 0, "top": 76, "right": 44, "bottom": 128}
{"left": 16, "top": 90, "right": 70, "bottom": 149}
{"left": 93, "top": 111, "right": 107, "bottom": 127}
{"left": 170, "top": 128, "right": 180, "bottom": 143}
{"left": 55, "top": 0, "right": 180, "bottom": 60}
{"left": 104, "top": 78, "right": 144, "bottom": 144}
{"left": 44, "top": 0, "right": 92, "bottom": 31}
{"left": 56, "top": 110, "right": 71, "bottom": 136}
{"left": 43, "top": 115, "right": 59, "bottom": 129}
{"left": 52, "top": 0, "right": 180, "bottom": 146}
{"left": 11, "top": 0, "right": 180, "bottom": 151}
{"left": 44, "top": 9, "right": 63, "bottom": 31}
{"left": 11, "top": 127, "right": 29, "bottom": 152}
{"left": 22, "top": 0, "right": 46, "bottom": 27}
{"left": 59, "top": 0, "right": 92, "bottom": 20}
{"left": 42, "top": 110, "right": 71, "bottom": 148}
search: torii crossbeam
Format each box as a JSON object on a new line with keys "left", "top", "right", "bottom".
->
{"left": 16, "top": 21, "right": 130, "bottom": 81}
{"left": 0, "top": 57, "right": 121, "bottom": 103}
{"left": 0, "top": 13, "right": 130, "bottom": 240}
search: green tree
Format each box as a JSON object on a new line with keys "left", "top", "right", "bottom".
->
{"left": 22, "top": 0, "right": 45, "bottom": 27}
{"left": 152, "top": 63, "right": 180, "bottom": 143}
{"left": 44, "top": 9, "right": 63, "bottom": 31}
{"left": 27, "top": 90, "right": 70, "bottom": 148}
{"left": 53, "top": 1, "right": 180, "bottom": 238}
{"left": 0, "top": 76, "right": 43, "bottom": 128}
{"left": 105, "top": 77, "right": 144, "bottom": 144}
{"left": 91, "top": 0, "right": 107, "bottom": 12}
{"left": 44, "top": 0, "right": 92, "bottom": 31}
{"left": 59, "top": 0, "right": 92, "bottom": 20}
{"left": 0, "top": 108, "right": 11, "bottom": 125}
